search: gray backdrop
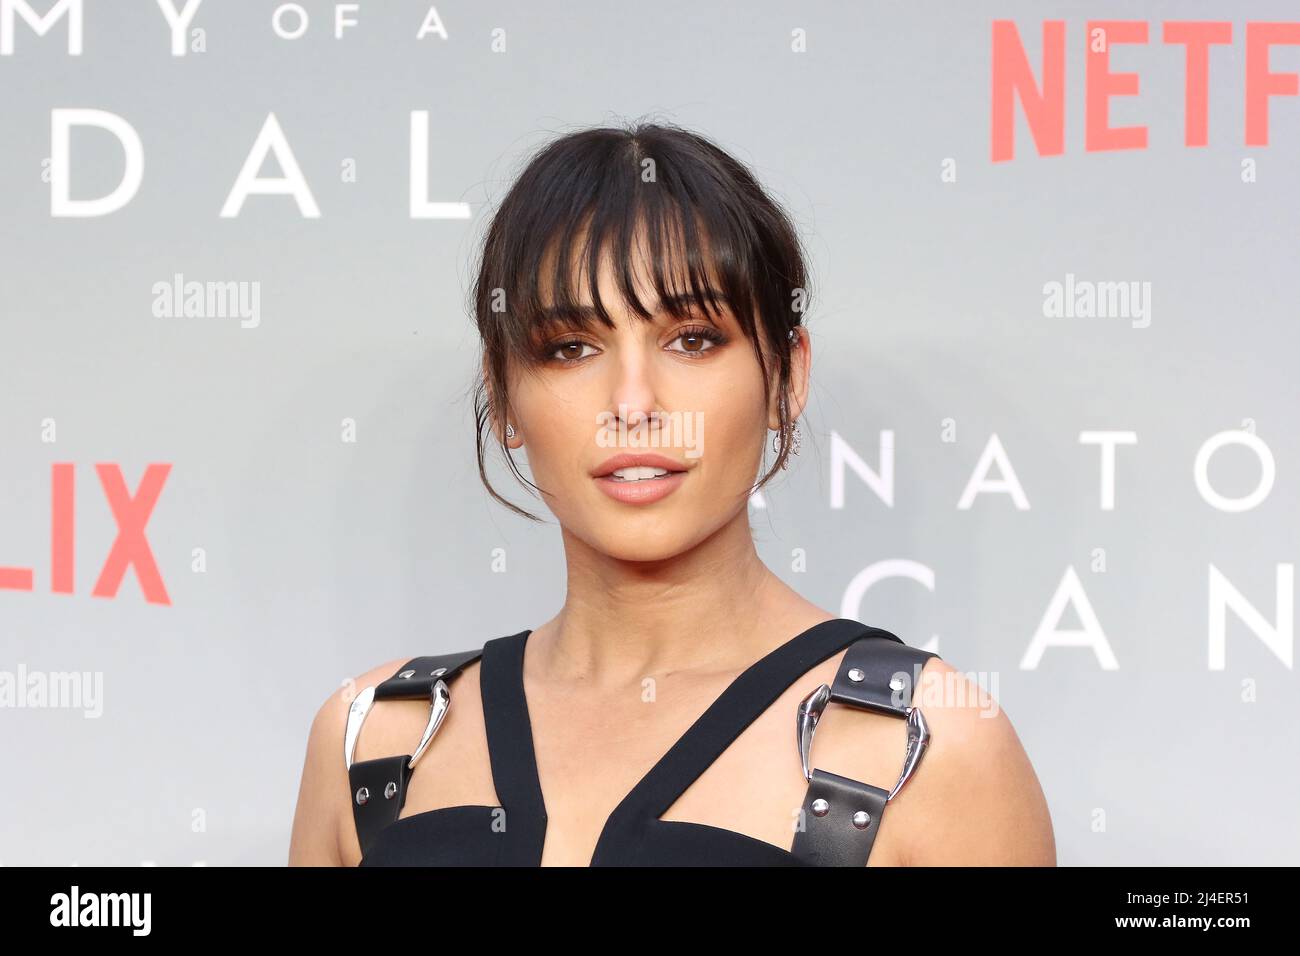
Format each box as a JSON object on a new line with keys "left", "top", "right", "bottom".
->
{"left": 1, "top": 0, "right": 1296, "bottom": 865}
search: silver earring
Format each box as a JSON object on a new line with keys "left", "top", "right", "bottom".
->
{"left": 774, "top": 422, "right": 802, "bottom": 468}
{"left": 773, "top": 400, "right": 801, "bottom": 467}
{"left": 505, "top": 423, "right": 516, "bottom": 440}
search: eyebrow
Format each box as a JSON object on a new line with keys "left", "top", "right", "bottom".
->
{"left": 533, "top": 288, "right": 730, "bottom": 328}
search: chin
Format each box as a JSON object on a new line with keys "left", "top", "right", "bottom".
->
{"left": 581, "top": 521, "right": 699, "bottom": 564}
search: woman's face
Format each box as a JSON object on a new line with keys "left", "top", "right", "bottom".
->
{"left": 499, "top": 232, "right": 809, "bottom": 562}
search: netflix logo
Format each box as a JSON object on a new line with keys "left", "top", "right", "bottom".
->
{"left": 0, "top": 464, "right": 172, "bottom": 606}
{"left": 992, "top": 20, "right": 1300, "bottom": 160}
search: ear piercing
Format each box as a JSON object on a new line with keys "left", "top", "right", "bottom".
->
{"left": 774, "top": 397, "right": 802, "bottom": 466}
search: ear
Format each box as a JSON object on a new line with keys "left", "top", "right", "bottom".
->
{"left": 483, "top": 354, "right": 522, "bottom": 448}
{"left": 768, "top": 326, "right": 812, "bottom": 428}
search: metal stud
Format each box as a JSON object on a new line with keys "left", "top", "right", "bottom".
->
{"left": 811, "top": 798, "right": 830, "bottom": 817}
{"left": 852, "top": 810, "right": 872, "bottom": 829}
{"left": 847, "top": 667, "right": 865, "bottom": 682}
{"left": 384, "top": 781, "right": 398, "bottom": 799}
{"left": 398, "top": 669, "right": 415, "bottom": 679}
{"left": 889, "top": 675, "right": 905, "bottom": 692}
{"left": 354, "top": 786, "right": 370, "bottom": 806}
{"left": 431, "top": 667, "right": 447, "bottom": 677}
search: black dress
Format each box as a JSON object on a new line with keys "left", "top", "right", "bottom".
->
{"left": 345, "top": 618, "right": 939, "bottom": 866}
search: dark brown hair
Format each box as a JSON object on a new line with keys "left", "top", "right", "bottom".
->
{"left": 470, "top": 120, "right": 812, "bottom": 521}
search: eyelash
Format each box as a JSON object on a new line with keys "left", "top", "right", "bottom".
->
{"left": 542, "top": 325, "right": 727, "bottom": 364}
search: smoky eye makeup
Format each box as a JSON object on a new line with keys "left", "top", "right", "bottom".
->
{"left": 666, "top": 324, "right": 728, "bottom": 355}
{"left": 525, "top": 292, "right": 737, "bottom": 365}
{"left": 533, "top": 321, "right": 730, "bottom": 366}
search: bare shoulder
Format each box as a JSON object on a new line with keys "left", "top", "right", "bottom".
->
{"left": 287, "top": 656, "right": 413, "bottom": 867}
{"left": 804, "top": 652, "right": 1055, "bottom": 866}
{"left": 890, "top": 655, "right": 1057, "bottom": 865}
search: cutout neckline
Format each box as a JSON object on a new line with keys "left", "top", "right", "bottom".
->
{"left": 480, "top": 616, "right": 877, "bottom": 866}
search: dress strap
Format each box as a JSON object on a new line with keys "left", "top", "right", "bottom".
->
{"left": 615, "top": 618, "right": 898, "bottom": 823}
{"left": 790, "top": 636, "right": 940, "bottom": 865}
{"left": 478, "top": 631, "right": 548, "bottom": 858}
{"left": 344, "top": 647, "right": 484, "bottom": 859}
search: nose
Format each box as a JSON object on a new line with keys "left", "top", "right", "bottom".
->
{"left": 604, "top": 341, "right": 662, "bottom": 436}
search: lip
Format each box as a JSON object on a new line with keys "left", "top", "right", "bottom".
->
{"left": 590, "top": 452, "right": 690, "bottom": 478}
{"left": 590, "top": 452, "right": 692, "bottom": 506}
{"left": 594, "top": 469, "right": 688, "bottom": 505}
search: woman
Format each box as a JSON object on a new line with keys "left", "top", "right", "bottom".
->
{"left": 288, "top": 122, "right": 1056, "bottom": 867}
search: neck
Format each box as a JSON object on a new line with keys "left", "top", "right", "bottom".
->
{"left": 528, "top": 509, "right": 828, "bottom": 686}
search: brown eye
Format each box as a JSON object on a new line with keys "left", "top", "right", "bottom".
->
{"left": 666, "top": 325, "right": 726, "bottom": 357}
{"left": 548, "top": 339, "right": 598, "bottom": 363}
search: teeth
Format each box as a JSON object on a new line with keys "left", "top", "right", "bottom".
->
{"left": 610, "top": 466, "right": 671, "bottom": 481}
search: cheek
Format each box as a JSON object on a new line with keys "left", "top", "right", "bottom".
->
{"left": 689, "top": 372, "right": 769, "bottom": 471}
{"left": 510, "top": 380, "right": 608, "bottom": 500}
{"left": 517, "top": 395, "right": 585, "bottom": 469}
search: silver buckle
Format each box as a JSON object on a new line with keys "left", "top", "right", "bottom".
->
{"left": 344, "top": 686, "right": 376, "bottom": 771}
{"left": 343, "top": 678, "right": 451, "bottom": 772}
{"left": 408, "top": 679, "right": 450, "bottom": 770}
{"left": 796, "top": 682, "right": 930, "bottom": 801}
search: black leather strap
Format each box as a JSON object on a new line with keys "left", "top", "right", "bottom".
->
{"left": 791, "top": 633, "right": 939, "bottom": 867}
{"left": 373, "top": 648, "right": 485, "bottom": 701}
{"left": 348, "top": 648, "right": 484, "bottom": 858}
{"left": 831, "top": 635, "right": 934, "bottom": 716}
{"left": 796, "top": 769, "right": 891, "bottom": 866}
{"left": 350, "top": 754, "right": 416, "bottom": 857}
